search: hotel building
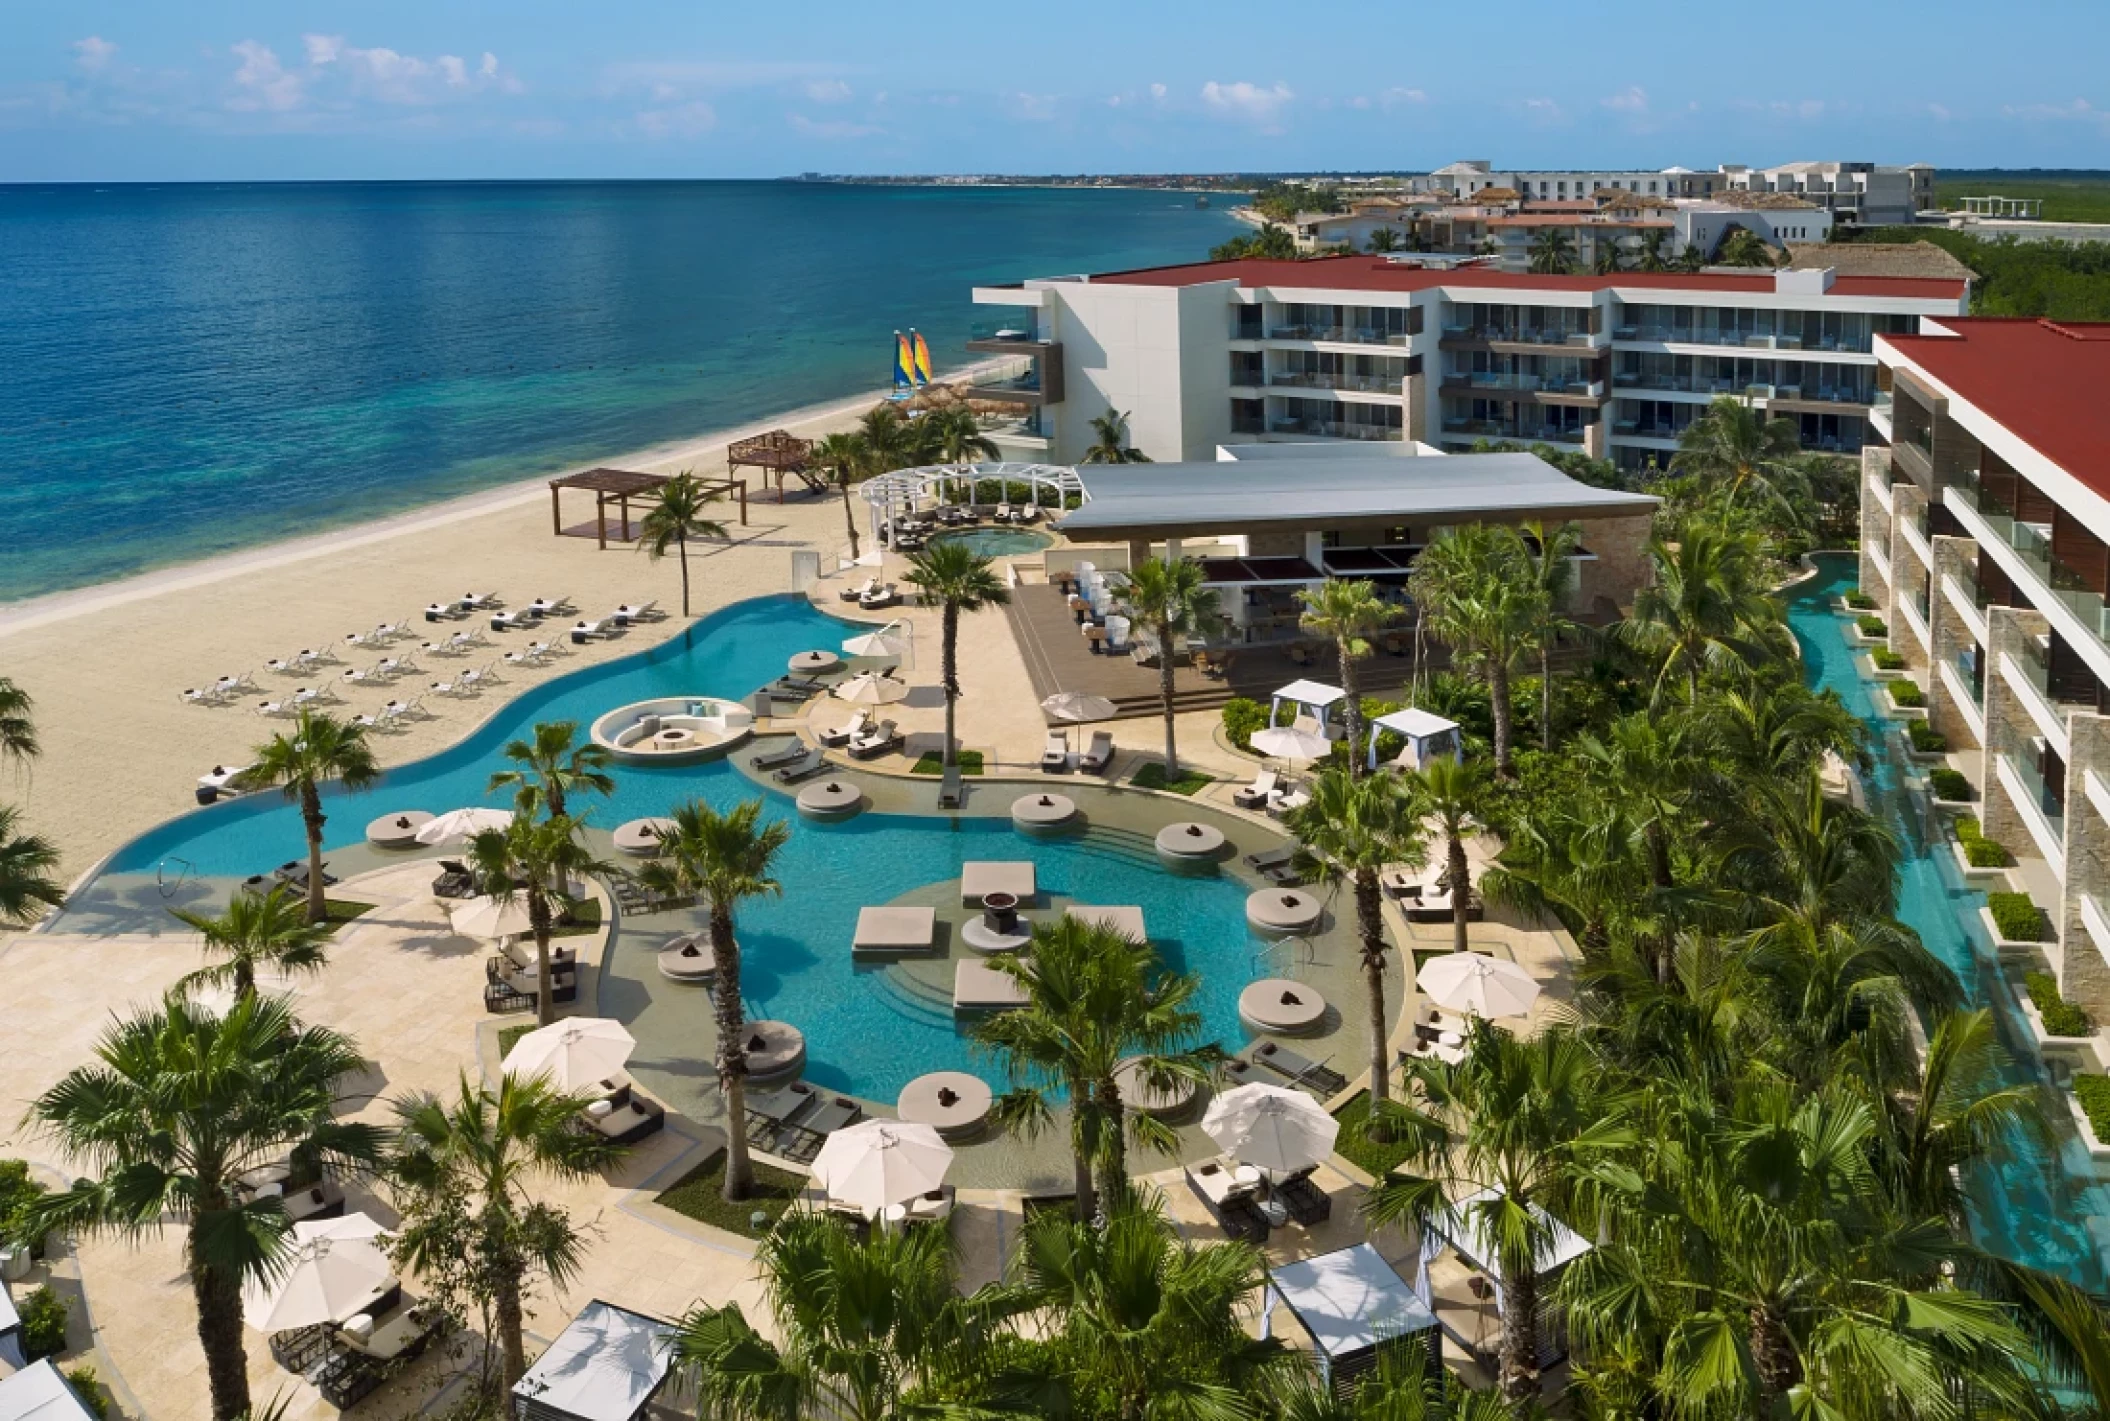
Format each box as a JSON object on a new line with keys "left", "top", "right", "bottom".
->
{"left": 1858, "top": 317, "right": 2110, "bottom": 1018}
{"left": 967, "top": 256, "right": 1969, "bottom": 475}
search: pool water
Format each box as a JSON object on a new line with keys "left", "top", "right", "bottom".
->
{"left": 1790, "top": 554, "right": 2110, "bottom": 1286}
{"left": 932, "top": 527, "right": 1054, "bottom": 558}
{"left": 88, "top": 595, "right": 1288, "bottom": 1103}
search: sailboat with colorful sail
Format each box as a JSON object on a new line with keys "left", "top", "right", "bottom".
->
{"left": 910, "top": 329, "right": 934, "bottom": 387}
{"left": 890, "top": 331, "right": 916, "bottom": 399}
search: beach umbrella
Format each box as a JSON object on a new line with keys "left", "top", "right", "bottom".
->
{"left": 1202, "top": 1082, "right": 1339, "bottom": 1175}
{"left": 1251, "top": 725, "right": 1332, "bottom": 764}
{"left": 447, "top": 893, "right": 535, "bottom": 940}
{"left": 1042, "top": 691, "right": 1117, "bottom": 751}
{"left": 242, "top": 1214, "right": 394, "bottom": 1331}
{"left": 1417, "top": 952, "right": 1540, "bottom": 1019}
{"left": 502, "top": 1017, "right": 636, "bottom": 1089}
{"left": 842, "top": 629, "right": 909, "bottom": 659}
{"left": 834, "top": 672, "right": 911, "bottom": 706}
{"left": 414, "top": 806, "right": 513, "bottom": 845}
{"left": 810, "top": 1119, "right": 953, "bottom": 1217}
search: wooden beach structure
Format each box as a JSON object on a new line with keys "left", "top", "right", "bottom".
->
{"left": 548, "top": 468, "right": 748, "bottom": 547}
{"left": 728, "top": 430, "right": 825, "bottom": 502}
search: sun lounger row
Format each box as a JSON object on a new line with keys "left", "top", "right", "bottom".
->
{"left": 1230, "top": 769, "right": 1313, "bottom": 817}
{"left": 744, "top": 1081, "right": 864, "bottom": 1164}
{"left": 1242, "top": 842, "right": 1307, "bottom": 887}
{"left": 1040, "top": 730, "right": 1115, "bottom": 775}
{"left": 1225, "top": 1041, "right": 1347, "bottom": 1097}
{"left": 837, "top": 576, "right": 899, "bottom": 610}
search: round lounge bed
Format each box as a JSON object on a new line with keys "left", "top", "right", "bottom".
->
{"left": 1011, "top": 792, "right": 1077, "bottom": 829}
{"left": 614, "top": 817, "right": 677, "bottom": 857}
{"left": 796, "top": 780, "right": 863, "bottom": 819}
{"left": 1155, "top": 821, "right": 1227, "bottom": 863}
{"left": 1113, "top": 1055, "right": 1200, "bottom": 1117}
{"left": 657, "top": 935, "right": 717, "bottom": 983}
{"left": 1246, "top": 887, "right": 1324, "bottom": 935}
{"left": 366, "top": 810, "right": 434, "bottom": 849}
{"left": 897, "top": 1071, "right": 995, "bottom": 1140}
{"left": 1238, "top": 977, "right": 1328, "bottom": 1035}
{"left": 741, "top": 1020, "right": 807, "bottom": 1084}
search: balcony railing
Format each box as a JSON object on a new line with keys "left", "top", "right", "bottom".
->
{"left": 1954, "top": 649, "right": 1985, "bottom": 709}
{"left": 1999, "top": 747, "right": 2066, "bottom": 852}
{"left": 968, "top": 318, "right": 1040, "bottom": 343}
{"left": 1613, "top": 324, "right": 1870, "bottom": 353}
{"left": 1270, "top": 325, "right": 1412, "bottom": 346}
{"left": 1441, "top": 417, "right": 1587, "bottom": 444}
{"left": 1443, "top": 325, "right": 1594, "bottom": 348}
{"left": 1270, "top": 371, "right": 1405, "bottom": 394}
{"left": 1955, "top": 470, "right": 2110, "bottom": 644}
{"left": 1270, "top": 417, "right": 1403, "bottom": 442}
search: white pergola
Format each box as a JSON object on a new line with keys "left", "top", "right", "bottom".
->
{"left": 1368, "top": 707, "right": 1461, "bottom": 771}
{"left": 859, "top": 461, "right": 1085, "bottom": 542}
{"left": 1269, "top": 679, "right": 1348, "bottom": 735}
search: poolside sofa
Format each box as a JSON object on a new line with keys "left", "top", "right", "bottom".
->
{"left": 1185, "top": 1157, "right": 1270, "bottom": 1243}
{"left": 953, "top": 958, "right": 1028, "bottom": 1014}
{"left": 960, "top": 861, "right": 1036, "bottom": 906}
{"left": 1274, "top": 1166, "right": 1333, "bottom": 1226}
{"left": 853, "top": 906, "right": 937, "bottom": 956}
{"left": 1040, "top": 733, "right": 1068, "bottom": 773}
{"left": 1243, "top": 843, "right": 1306, "bottom": 887}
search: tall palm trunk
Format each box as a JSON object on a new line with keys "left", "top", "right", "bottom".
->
{"left": 1355, "top": 866, "right": 1391, "bottom": 1116}
{"left": 712, "top": 901, "right": 754, "bottom": 1201}
{"left": 1449, "top": 831, "right": 1471, "bottom": 954}
{"left": 300, "top": 784, "right": 328, "bottom": 925}
{"left": 1338, "top": 638, "right": 1365, "bottom": 779}
{"left": 1157, "top": 616, "right": 1179, "bottom": 773}
{"left": 191, "top": 1239, "right": 252, "bottom": 1420}
{"left": 1540, "top": 644, "right": 1554, "bottom": 752}
{"left": 941, "top": 601, "right": 960, "bottom": 768}
{"left": 1488, "top": 655, "right": 1516, "bottom": 779}
{"left": 1749, "top": 1302, "right": 1801, "bottom": 1405}
{"left": 1069, "top": 1091, "right": 1099, "bottom": 1225}
{"left": 1093, "top": 1083, "right": 1128, "bottom": 1214}
{"left": 677, "top": 531, "right": 692, "bottom": 617}
{"left": 840, "top": 479, "right": 862, "bottom": 562}
{"left": 494, "top": 1258, "right": 529, "bottom": 1390}
{"left": 1498, "top": 1259, "right": 1540, "bottom": 1411}
{"left": 529, "top": 886, "right": 556, "bottom": 1027}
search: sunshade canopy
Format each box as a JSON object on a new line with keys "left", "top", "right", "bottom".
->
{"left": 503, "top": 1017, "right": 636, "bottom": 1089}
{"left": 512, "top": 1299, "right": 676, "bottom": 1421}
{"left": 1269, "top": 1244, "right": 1439, "bottom": 1362}
{"left": 416, "top": 806, "right": 514, "bottom": 845}
{"left": 1202, "top": 1082, "right": 1339, "bottom": 1174}
{"left": 810, "top": 1119, "right": 953, "bottom": 1215}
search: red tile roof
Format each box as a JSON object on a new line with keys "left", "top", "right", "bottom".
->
{"left": 1884, "top": 317, "right": 2110, "bottom": 498}
{"left": 1087, "top": 255, "right": 1968, "bottom": 300}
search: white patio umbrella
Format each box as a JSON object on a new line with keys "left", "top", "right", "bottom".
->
{"left": 809, "top": 1119, "right": 953, "bottom": 1217}
{"left": 1203, "top": 1082, "right": 1340, "bottom": 1175}
{"left": 1416, "top": 952, "right": 1540, "bottom": 1019}
{"left": 842, "top": 629, "right": 909, "bottom": 659}
{"left": 242, "top": 1214, "right": 395, "bottom": 1332}
{"left": 1251, "top": 725, "right": 1332, "bottom": 765}
{"left": 447, "top": 893, "right": 535, "bottom": 940}
{"left": 414, "top": 806, "right": 513, "bottom": 845}
{"left": 1042, "top": 691, "right": 1118, "bottom": 751}
{"left": 502, "top": 1017, "right": 636, "bottom": 1089}
{"left": 834, "top": 672, "right": 911, "bottom": 706}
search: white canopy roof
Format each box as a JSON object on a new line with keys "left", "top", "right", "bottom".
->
{"left": 1269, "top": 1243, "right": 1439, "bottom": 1360}
{"left": 511, "top": 1300, "right": 675, "bottom": 1421}
{"left": 1372, "top": 708, "right": 1459, "bottom": 740}
{"left": 0, "top": 1362, "right": 98, "bottom": 1421}
{"left": 1271, "top": 680, "right": 1347, "bottom": 710}
{"left": 1432, "top": 1187, "right": 1592, "bottom": 1284}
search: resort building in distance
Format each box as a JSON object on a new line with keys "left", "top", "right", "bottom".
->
{"left": 968, "top": 255, "right": 1970, "bottom": 475}
{"left": 1859, "top": 316, "right": 2110, "bottom": 1019}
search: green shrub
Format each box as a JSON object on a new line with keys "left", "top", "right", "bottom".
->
{"left": 1886, "top": 680, "right": 1925, "bottom": 708}
{"left": 62, "top": 1366, "right": 109, "bottom": 1421}
{"left": 1989, "top": 892, "right": 2048, "bottom": 942}
{"left": 0, "top": 1159, "right": 48, "bottom": 1255}
{"left": 2076, "top": 1074, "right": 2110, "bottom": 1141}
{"left": 1929, "top": 767, "right": 1974, "bottom": 801}
{"left": 1907, "top": 721, "right": 1947, "bottom": 753}
{"left": 1221, "top": 697, "right": 1267, "bottom": 754}
{"left": 19, "top": 1286, "right": 68, "bottom": 1360}
{"left": 1857, "top": 615, "right": 1888, "bottom": 637}
{"left": 2025, "top": 971, "right": 2093, "bottom": 1036}
{"left": 1871, "top": 648, "right": 1906, "bottom": 671}
{"left": 1846, "top": 591, "right": 1878, "bottom": 610}
{"left": 1965, "top": 837, "right": 2014, "bottom": 867}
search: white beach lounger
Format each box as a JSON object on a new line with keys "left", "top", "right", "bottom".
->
{"left": 459, "top": 591, "right": 500, "bottom": 610}
{"left": 817, "top": 710, "right": 873, "bottom": 748}
{"left": 380, "top": 697, "right": 425, "bottom": 722}
{"left": 1040, "top": 733, "right": 1068, "bottom": 772}
{"left": 1231, "top": 770, "right": 1279, "bottom": 811}
{"left": 264, "top": 653, "right": 314, "bottom": 676}
{"left": 571, "top": 620, "right": 607, "bottom": 644}
{"left": 341, "top": 665, "right": 386, "bottom": 688}
{"left": 524, "top": 640, "right": 560, "bottom": 660}
{"left": 527, "top": 595, "right": 573, "bottom": 617}
{"left": 1079, "top": 730, "right": 1115, "bottom": 775}
{"left": 451, "top": 628, "right": 489, "bottom": 650}
{"left": 375, "top": 617, "right": 415, "bottom": 641}
{"left": 458, "top": 664, "right": 499, "bottom": 691}
{"left": 255, "top": 699, "right": 294, "bottom": 718}
{"left": 490, "top": 609, "right": 534, "bottom": 632}
{"left": 839, "top": 576, "right": 878, "bottom": 604}
{"left": 611, "top": 599, "right": 660, "bottom": 623}
{"left": 215, "top": 670, "right": 258, "bottom": 695}
{"left": 177, "top": 686, "right": 224, "bottom": 707}
{"left": 502, "top": 650, "right": 541, "bottom": 670}
{"left": 343, "top": 628, "right": 382, "bottom": 651}
{"left": 430, "top": 677, "right": 474, "bottom": 698}
{"left": 377, "top": 653, "right": 418, "bottom": 678}
{"left": 425, "top": 602, "right": 462, "bottom": 623}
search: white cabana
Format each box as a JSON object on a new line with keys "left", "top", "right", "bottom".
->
{"left": 1369, "top": 707, "right": 1462, "bottom": 772}
{"left": 1267, "top": 1244, "right": 1442, "bottom": 1398}
{"left": 1268, "top": 680, "right": 1348, "bottom": 736}
{"left": 1412, "top": 1185, "right": 1592, "bottom": 1368}
{"left": 511, "top": 1299, "right": 677, "bottom": 1421}
{"left": 0, "top": 1361, "right": 100, "bottom": 1421}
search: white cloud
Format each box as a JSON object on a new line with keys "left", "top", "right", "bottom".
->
{"left": 1601, "top": 85, "right": 1647, "bottom": 112}
{"left": 302, "top": 37, "right": 515, "bottom": 104}
{"left": 635, "top": 99, "right": 717, "bottom": 138}
{"left": 2004, "top": 97, "right": 2110, "bottom": 127}
{"left": 226, "top": 40, "right": 303, "bottom": 112}
{"left": 1007, "top": 91, "right": 1059, "bottom": 122}
{"left": 1927, "top": 102, "right": 1952, "bottom": 122}
{"left": 1381, "top": 86, "right": 1427, "bottom": 109}
{"left": 1200, "top": 80, "right": 1292, "bottom": 129}
{"left": 603, "top": 59, "right": 841, "bottom": 94}
{"left": 1522, "top": 96, "right": 1566, "bottom": 123}
{"left": 790, "top": 113, "right": 881, "bottom": 139}
{"left": 1149, "top": 82, "right": 1167, "bottom": 101}
{"left": 804, "top": 78, "right": 852, "bottom": 104}
{"left": 73, "top": 36, "right": 117, "bottom": 72}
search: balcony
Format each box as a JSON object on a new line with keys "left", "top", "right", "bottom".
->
{"left": 966, "top": 352, "right": 1063, "bottom": 407}
{"left": 967, "top": 317, "right": 1041, "bottom": 345}
{"left": 1999, "top": 640, "right": 2073, "bottom": 758}
{"left": 1269, "top": 325, "right": 1413, "bottom": 346}
{"left": 1440, "top": 417, "right": 1588, "bottom": 445}
{"left": 1614, "top": 324, "right": 1870, "bottom": 354}
{"left": 1940, "top": 572, "right": 1987, "bottom": 645}
{"left": 1269, "top": 417, "right": 1402, "bottom": 442}
{"left": 1952, "top": 472, "right": 2110, "bottom": 656}
{"left": 1269, "top": 371, "right": 1405, "bottom": 396}
{"left": 1865, "top": 470, "right": 1895, "bottom": 516}
{"left": 1995, "top": 748, "right": 2066, "bottom": 863}
{"left": 1439, "top": 325, "right": 1595, "bottom": 351}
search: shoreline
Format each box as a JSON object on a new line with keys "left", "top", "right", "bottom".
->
{"left": 0, "top": 364, "right": 998, "bottom": 639}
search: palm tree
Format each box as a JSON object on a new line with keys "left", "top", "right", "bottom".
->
{"left": 389, "top": 1073, "right": 619, "bottom": 1392}
{"left": 0, "top": 675, "right": 37, "bottom": 764}
{"left": 464, "top": 812, "right": 611, "bottom": 1027}
{"left": 901, "top": 540, "right": 1010, "bottom": 769}
{"left": 172, "top": 882, "right": 332, "bottom": 1002}
{"left": 22, "top": 995, "right": 383, "bottom": 1420}
{"left": 1081, "top": 407, "right": 1151, "bottom": 464}
{"left": 856, "top": 405, "right": 919, "bottom": 473}
{"left": 1674, "top": 242, "right": 1707, "bottom": 272}
{"left": 1526, "top": 228, "right": 1577, "bottom": 274}
{"left": 250, "top": 708, "right": 379, "bottom": 923}
{"left": 1482, "top": 790, "right": 1651, "bottom": 959}
{"left": 1572, "top": 712, "right": 1693, "bottom": 893}
{"left": 1297, "top": 578, "right": 1399, "bottom": 778}
{"left": 1621, "top": 522, "right": 1789, "bottom": 702}
{"left": 1636, "top": 229, "right": 1671, "bottom": 272}
{"left": 1363, "top": 1023, "right": 1633, "bottom": 1411}
{"left": 1409, "top": 528, "right": 1541, "bottom": 778}
{"left": 1672, "top": 396, "right": 1806, "bottom": 520}
{"left": 1716, "top": 226, "right": 1778, "bottom": 267}
{"left": 1287, "top": 769, "right": 1425, "bottom": 1114}
{"left": 975, "top": 916, "right": 1215, "bottom": 1220}
{"left": 812, "top": 430, "right": 869, "bottom": 563}
{"left": 923, "top": 405, "right": 1000, "bottom": 467}
{"left": 1591, "top": 240, "right": 1623, "bottom": 275}
{"left": 1368, "top": 227, "right": 1404, "bottom": 254}
{"left": 0, "top": 802, "right": 63, "bottom": 927}
{"left": 636, "top": 470, "right": 730, "bottom": 617}
{"left": 634, "top": 797, "right": 788, "bottom": 1201}
{"left": 1504, "top": 521, "right": 1584, "bottom": 751}
{"left": 1114, "top": 557, "right": 1224, "bottom": 775}
{"left": 1883, "top": 1007, "right": 2044, "bottom": 1227}
{"left": 488, "top": 719, "right": 613, "bottom": 821}
{"left": 1405, "top": 755, "right": 1490, "bottom": 954}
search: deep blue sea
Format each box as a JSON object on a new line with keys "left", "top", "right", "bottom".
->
{"left": 0, "top": 181, "right": 1241, "bottom": 602}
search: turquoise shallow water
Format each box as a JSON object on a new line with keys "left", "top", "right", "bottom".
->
{"left": 0, "top": 181, "right": 1241, "bottom": 601}
{"left": 1790, "top": 554, "right": 2110, "bottom": 1285}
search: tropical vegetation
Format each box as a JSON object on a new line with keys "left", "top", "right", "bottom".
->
{"left": 249, "top": 707, "right": 380, "bottom": 923}
{"left": 636, "top": 469, "right": 731, "bottom": 617}
{"left": 902, "top": 538, "right": 1010, "bottom": 769}
{"left": 1115, "top": 555, "right": 1224, "bottom": 774}
{"left": 464, "top": 810, "right": 610, "bottom": 1025}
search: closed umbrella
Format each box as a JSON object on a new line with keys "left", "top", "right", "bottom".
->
{"left": 1251, "top": 725, "right": 1332, "bottom": 764}
{"left": 242, "top": 1214, "right": 395, "bottom": 1331}
{"left": 1416, "top": 952, "right": 1540, "bottom": 1019}
{"left": 1203, "top": 1082, "right": 1340, "bottom": 1175}
{"left": 447, "top": 893, "right": 535, "bottom": 940}
{"left": 810, "top": 1119, "right": 953, "bottom": 1217}
{"left": 842, "top": 629, "right": 909, "bottom": 659}
{"left": 502, "top": 1017, "right": 636, "bottom": 1089}
{"left": 834, "top": 672, "right": 911, "bottom": 705}
{"left": 415, "top": 806, "right": 513, "bottom": 845}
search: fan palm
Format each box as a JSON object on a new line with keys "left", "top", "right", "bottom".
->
{"left": 0, "top": 802, "right": 64, "bottom": 927}
{"left": 812, "top": 430, "right": 869, "bottom": 562}
{"left": 1672, "top": 396, "right": 1804, "bottom": 520}
{"left": 636, "top": 470, "right": 730, "bottom": 617}
{"left": 634, "top": 797, "right": 788, "bottom": 1200}
{"left": 1636, "top": 229, "right": 1671, "bottom": 272}
{"left": 1367, "top": 227, "right": 1404, "bottom": 254}
{"left": 249, "top": 708, "right": 379, "bottom": 923}
{"left": 172, "top": 882, "right": 332, "bottom": 1002}
{"left": 1621, "top": 522, "right": 1788, "bottom": 702}
{"left": 0, "top": 674, "right": 37, "bottom": 763}
{"left": 1526, "top": 228, "right": 1577, "bottom": 274}
{"left": 1115, "top": 557, "right": 1225, "bottom": 775}
{"left": 389, "top": 1072, "right": 619, "bottom": 1391}
{"left": 1716, "top": 226, "right": 1778, "bottom": 268}
{"left": 21, "top": 995, "right": 383, "bottom": 1420}
{"left": 856, "top": 405, "right": 919, "bottom": 473}
{"left": 1403, "top": 755, "right": 1490, "bottom": 954}
{"left": 1504, "top": 520, "right": 1585, "bottom": 751}
{"left": 923, "top": 405, "right": 1000, "bottom": 467}
{"left": 464, "top": 811, "right": 611, "bottom": 1026}
{"left": 1297, "top": 578, "right": 1399, "bottom": 777}
{"left": 974, "top": 916, "right": 1215, "bottom": 1220}
{"left": 1409, "top": 527, "right": 1540, "bottom": 778}
{"left": 488, "top": 718, "right": 613, "bottom": 821}
{"left": 1081, "top": 406, "right": 1150, "bottom": 464}
{"left": 1287, "top": 768, "right": 1426, "bottom": 1113}
{"left": 902, "top": 540, "right": 1010, "bottom": 769}
{"left": 1883, "top": 1007, "right": 2044, "bottom": 1227}
{"left": 1572, "top": 712, "right": 1695, "bottom": 894}
{"left": 1482, "top": 790, "right": 1651, "bottom": 960}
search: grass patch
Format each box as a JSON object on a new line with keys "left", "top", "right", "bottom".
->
{"left": 2025, "top": 971, "right": 2093, "bottom": 1036}
{"left": 1871, "top": 648, "right": 1905, "bottom": 671}
{"left": 1846, "top": 591, "right": 1878, "bottom": 610}
{"left": 1856, "top": 615, "right": 1888, "bottom": 638}
{"left": 1886, "top": 680, "right": 1925, "bottom": 708}
{"left": 2076, "top": 1075, "right": 2110, "bottom": 1142}
{"left": 497, "top": 1024, "right": 534, "bottom": 1057}
{"left": 911, "top": 751, "right": 984, "bottom": 776}
{"left": 552, "top": 899, "right": 603, "bottom": 940}
{"left": 654, "top": 1148, "right": 806, "bottom": 1237}
{"left": 1906, "top": 721, "right": 1947, "bottom": 753}
{"left": 318, "top": 899, "right": 376, "bottom": 937}
{"left": 1332, "top": 1091, "right": 1416, "bottom": 1180}
{"left": 1130, "top": 762, "right": 1212, "bottom": 796}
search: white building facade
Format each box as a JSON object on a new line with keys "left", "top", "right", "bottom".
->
{"left": 1719, "top": 161, "right": 1935, "bottom": 225}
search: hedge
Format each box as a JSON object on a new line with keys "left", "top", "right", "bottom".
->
{"left": 0, "top": 1160, "right": 47, "bottom": 1255}
{"left": 1871, "top": 648, "right": 1906, "bottom": 670}
{"left": 2076, "top": 1075, "right": 2110, "bottom": 1142}
{"left": 1989, "top": 892, "right": 2048, "bottom": 942}
{"left": 1956, "top": 817, "right": 2015, "bottom": 867}
{"left": 19, "top": 1287, "right": 67, "bottom": 1360}
{"left": 1221, "top": 697, "right": 1267, "bottom": 754}
{"left": 62, "top": 1367, "right": 109, "bottom": 1421}
{"left": 2025, "top": 970, "right": 2092, "bottom": 1036}
{"left": 1846, "top": 591, "right": 1878, "bottom": 610}
{"left": 1857, "top": 615, "right": 1889, "bottom": 637}
{"left": 1907, "top": 721, "right": 1947, "bottom": 752}
{"left": 1886, "top": 680, "right": 1925, "bottom": 708}
{"left": 1929, "top": 767, "right": 1974, "bottom": 801}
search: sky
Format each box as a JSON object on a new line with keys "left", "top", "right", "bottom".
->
{"left": 5, "top": 0, "right": 2110, "bottom": 182}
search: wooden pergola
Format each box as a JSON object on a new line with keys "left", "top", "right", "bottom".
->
{"left": 548, "top": 468, "right": 747, "bottom": 549}
{"left": 728, "top": 429, "right": 822, "bottom": 502}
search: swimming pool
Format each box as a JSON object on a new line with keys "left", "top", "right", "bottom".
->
{"left": 1791, "top": 554, "right": 2110, "bottom": 1287}
{"left": 932, "top": 527, "right": 1054, "bottom": 558}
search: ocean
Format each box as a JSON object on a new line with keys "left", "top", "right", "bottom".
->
{"left": 0, "top": 180, "right": 1242, "bottom": 603}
